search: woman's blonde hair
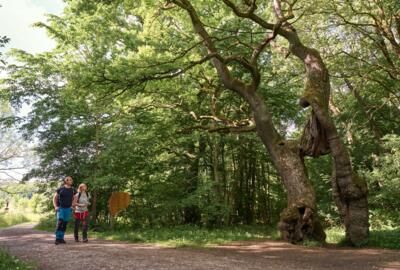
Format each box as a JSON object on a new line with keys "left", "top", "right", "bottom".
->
{"left": 77, "top": 183, "right": 87, "bottom": 193}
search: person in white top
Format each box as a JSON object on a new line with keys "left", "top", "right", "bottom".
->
{"left": 73, "top": 183, "right": 90, "bottom": 242}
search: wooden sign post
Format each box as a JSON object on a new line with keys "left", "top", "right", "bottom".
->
{"left": 108, "top": 192, "right": 130, "bottom": 229}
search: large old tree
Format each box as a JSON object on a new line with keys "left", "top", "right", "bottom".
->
{"left": 3, "top": 0, "right": 371, "bottom": 245}
{"left": 166, "top": 0, "right": 369, "bottom": 245}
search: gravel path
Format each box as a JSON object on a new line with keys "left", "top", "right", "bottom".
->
{"left": 0, "top": 223, "right": 399, "bottom": 270}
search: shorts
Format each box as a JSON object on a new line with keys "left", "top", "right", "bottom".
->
{"left": 74, "top": 211, "right": 89, "bottom": 221}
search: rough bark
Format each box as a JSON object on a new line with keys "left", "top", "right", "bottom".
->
{"left": 293, "top": 45, "right": 369, "bottom": 245}
{"left": 300, "top": 110, "right": 330, "bottom": 157}
{"left": 245, "top": 91, "right": 326, "bottom": 243}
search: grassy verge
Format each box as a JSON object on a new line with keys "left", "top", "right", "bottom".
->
{"left": 0, "top": 211, "right": 41, "bottom": 229}
{"left": 35, "top": 215, "right": 400, "bottom": 249}
{"left": 36, "top": 215, "right": 279, "bottom": 247}
{"left": 0, "top": 249, "right": 36, "bottom": 270}
{"left": 91, "top": 225, "right": 280, "bottom": 247}
{"left": 325, "top": 226, "right": 400, "bottom": 249}
{"left": 34, "top": 214, "right": 57, "bottom": 231}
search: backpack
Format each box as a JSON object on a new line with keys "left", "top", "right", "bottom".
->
{"left": 74, "top": 191, "right": 90, "bottom": 212}
{"left": 76, "top": 191, "right": 90, "bottom": 202}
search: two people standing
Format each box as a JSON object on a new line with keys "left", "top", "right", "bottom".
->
{"left": 53, "top": 176, "right": 90, "bottom": 245}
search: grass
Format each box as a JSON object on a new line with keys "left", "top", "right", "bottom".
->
{"left": 91, "top": 225, "right": 280, "bottom": 247}
{"left": 325, "top": 227, "right": 346, "bottom": 244}
{"left": 36, "top": 215, "right": 279, "bottom": 247}
{"left": 35, "top": 215, "right": 400, "bottom": 249}
{"left": 0, "top": 211, "right": 41, "bottom": 229}
{"left": 34, "top": 214, "right": 58, "bottom": 231}
{"left": 0, "top": 249, "right": 36, "bottom": 270}
{"left": 325, "top": 226, "right": 400, "bottom": 249}
{"left": 0, "top": 211, "right": 40, "bottom": 270}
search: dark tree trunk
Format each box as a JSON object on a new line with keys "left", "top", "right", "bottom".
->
{"left": 90, "top": 190, "right": 97, "bottom": 226}
{"left": 260, "top": 162, "right": 272, "bottom": 224}
{"left": 219, "top": 136, "right": 228, "bottom": 210}
{"left": 229, "top": 150, "right": 240, "bottom": 224}
{"left": 182, "top": 138, "right": 204, "bottom": 224}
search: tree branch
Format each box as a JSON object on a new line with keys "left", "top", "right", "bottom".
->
{"left": 171, "top": 0, "right": 255, "bottom": 94}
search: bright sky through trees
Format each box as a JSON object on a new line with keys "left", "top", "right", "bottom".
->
{"left": 0, "top": 0, "right": 64, "bottom": 54}
{"left": 0, "top": 0, "right": 64, "bottom": 181}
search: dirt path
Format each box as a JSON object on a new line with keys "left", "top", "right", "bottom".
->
{"left": 1, "top": 224, "right": 399, "bottom": 270}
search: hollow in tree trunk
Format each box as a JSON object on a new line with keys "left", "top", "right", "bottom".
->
{"left": 246, "top": 91, "right": 326, "bottom": 243}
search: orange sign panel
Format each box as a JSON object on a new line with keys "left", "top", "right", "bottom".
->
{"left": 108, "top": 192, "right": 130, "bottom": 217}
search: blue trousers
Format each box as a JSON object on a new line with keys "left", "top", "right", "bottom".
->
{"left": 55, "top": 207, "right": 72, "bottom": 240}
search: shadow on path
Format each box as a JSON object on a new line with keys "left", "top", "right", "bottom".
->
{"left": 1, "top": 223, "right": 399, "bottom": 270}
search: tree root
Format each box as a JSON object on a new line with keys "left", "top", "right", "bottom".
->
{"left": 278, "top": 203, "right": 326, "bottom": 244}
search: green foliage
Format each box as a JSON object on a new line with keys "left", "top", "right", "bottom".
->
{"left": 93, "top": 225, "right": 279, "bottom": 247}
{"left": 0, "top": 35, "right": 10, "bottom": 65}
{"left": 0, "top": 183, "right": 45, "bottom": 227}
{"left": 36, "top": 212, "right": 278, "bottom": 247}
{"left": 0, "top": 249, "right": 36, "bottom": 270}
{"left": 0, "top": 183, "right": 44, "bottom": 210}
{"left": 325, "top": 226, "right": 400, "bottom": 250}
{"left": 1, "top": 0, "right": 295, "bottom": 229}
{"left": 35, "top": 214, "right": 58, "bottom": 231}
{"left": 28, "top": 194, "right": 46, "bottom": 214}
{"left": 366, "top": 227, "right": 400, "bottom": 249}
{"left": 305, "top": 156, "right": 341, "bottom": 227}
{"left": 0, "top": 212, "right": 30, "bottom": 228}
{"left": 362, "top": 135, "right": 400, "bottom": 227}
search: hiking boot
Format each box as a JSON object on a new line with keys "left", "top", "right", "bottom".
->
{"left": 59, "top": 239, "right": 66, "bottom": 244}
{"left": 83, "top": 238, "right": 88, "bottom": 243}
{"left": 55, "top": 239, "right": 61, "bottom": 245}
{"left": 75, "top": 238, "right": 80, "bottom": 242}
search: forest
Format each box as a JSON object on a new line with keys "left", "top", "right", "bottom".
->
{"left": 1, "top": 0, "right": 399, "bottom": 249}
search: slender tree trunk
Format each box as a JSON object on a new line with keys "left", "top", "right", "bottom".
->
{"left": 260, "top": 162, "right": 272, "bottom": 223}
{"left": 219, "top": 136, "right": 228, "bottom": 215}
{"left": 91, "top": 115, "right": 101, "bottom": 226}
{"left": 248, "top": 142, "right": 256, "bottom": 224}
{"left": 182, "top": 139, "right": 203, "bottom": 224}
{"left": 91, "top": 190, "right": 97, "bottom": 225}
{"left": 244, "top": 147, "right": 253, "bottom": 224}
{"left": 237, "top": 149, "right": 245, "bottom": 223}
{"left": 210, "top": 134, "right": 223, "bottom": 226}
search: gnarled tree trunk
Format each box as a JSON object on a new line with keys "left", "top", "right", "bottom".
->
{"left": 244, "top": 90, "right": 326, "bottom": 243}
{"left": 293, "top": 45, "right": 369, "bottom": 245}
